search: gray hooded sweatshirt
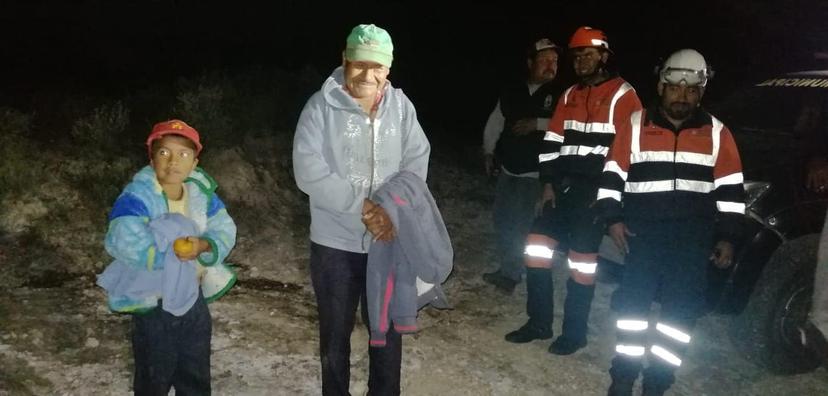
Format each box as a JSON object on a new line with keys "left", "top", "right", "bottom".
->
{"left": 293, "top": 66, "right": 431, "bottom": 253}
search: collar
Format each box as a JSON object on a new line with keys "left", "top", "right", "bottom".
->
{"left": 646, "top": 105, "right": 711, "bottom": 132}
{"left": 577, "top": 71, "right": 618, "bottom": 88}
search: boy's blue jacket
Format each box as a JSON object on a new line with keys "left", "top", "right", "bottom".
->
{"left": 97, "top": 166, "right": 237, "bottom": 313}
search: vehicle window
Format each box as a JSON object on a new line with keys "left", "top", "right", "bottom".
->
{"left": 711, "top": 78, "right": 828, "bottom": 180}
{"left": 713, "top": 85, "right": 828, "bottom": 137}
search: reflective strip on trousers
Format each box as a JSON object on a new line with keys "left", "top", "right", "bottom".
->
{"left": 617, "top": 319, "right": 648, "bottom": 331}
{"left": 616, "top": 344, "right": 646, "bottom": 357}
{"left": 650, "top": 345, "right": 682, "bottom": 366}
{"left": 568, "top": 258, "right": 597, "bottom": 274}
{"left": 525, "top": 245, "right": 554, "bottom": 259}
{"left": 656, "top": 323, "right": 691, "bottom": 343}
{"left": 524, "top": 234, "right": 557, "bottom": 268}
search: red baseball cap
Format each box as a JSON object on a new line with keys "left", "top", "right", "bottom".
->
{"left": 145, "top": 119, "right": 203, "bottom": 158}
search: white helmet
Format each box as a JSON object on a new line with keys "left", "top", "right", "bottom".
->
{"left": 659, "top": 49, "right": 712, "bottom": 87}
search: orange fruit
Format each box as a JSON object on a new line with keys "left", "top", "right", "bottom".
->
{"left": 173, "top": 238, "right": 194, "bottom": 255}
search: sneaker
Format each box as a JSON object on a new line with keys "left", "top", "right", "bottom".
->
{"left": 504, "top": 322, "right": 553, "bottom": 343}
{"left": 482, "top": 271, "right": 518, "bottom": 293}
{"left": 547, "top": 335, "right": 587, "bottom": 355}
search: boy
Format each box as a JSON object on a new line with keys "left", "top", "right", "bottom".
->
{"left": 97, "top": 119, "right": 237, "bottom": 395}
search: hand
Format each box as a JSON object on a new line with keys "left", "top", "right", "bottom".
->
{"left": 806, "top": 159, "right": 828, "bottom": 193}
{"left": 608, "top": 222, "right": 635, "bottom": 254}
{"left": 710, "top": 241, "right": 735, "bottom": 269}
{"left": 174, "top": 236, "right": 209, "bottom": 261}
{"left": 511, "top": 118, "right": 537, "bottom": 136}
{"left": 535, "top": 183, "right": 556, "bottom": 216}
{"left": 484, "top": 153, "right": 499, "bottom": 178}
{"left": 362, "top": 199, "right": 396, "bottom": 242}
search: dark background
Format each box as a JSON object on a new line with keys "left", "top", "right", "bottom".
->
{"left": 2, "top": 0, "right": 827, "bottom": 145}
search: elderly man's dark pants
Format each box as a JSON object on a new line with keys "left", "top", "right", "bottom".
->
{"left": 310, "top": 242, "right": 402, "bottom": 396}
{"left": 132, "top": 292, "right": 212, "bottom": 396}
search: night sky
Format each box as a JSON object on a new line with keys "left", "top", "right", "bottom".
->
{"left": 2, "top": 0, "right": 827, "bottom": 145}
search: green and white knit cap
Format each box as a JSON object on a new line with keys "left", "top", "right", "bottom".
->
{"left": 344, "top": 24, "right": 394, "bottom": 68}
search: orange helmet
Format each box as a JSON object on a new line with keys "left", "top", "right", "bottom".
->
{"left": 568, "top": 26, "right": 610, "bottom": 51}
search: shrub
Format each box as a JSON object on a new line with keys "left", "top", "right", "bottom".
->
{"left": 0, "top": 108, "right": 37, "bottom": 200}
{"left": 69, "top": 101, "right": 130, "bottom": 153}
{"left": 173, "top": 74, "right": 234, "bottom": 149}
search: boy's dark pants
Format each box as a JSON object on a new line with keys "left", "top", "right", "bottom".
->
{"left": 310, "top": 242, "right": 402, "bottom": 396}
{"left": 132, "top": 292, "right": 211, "bottom": 396}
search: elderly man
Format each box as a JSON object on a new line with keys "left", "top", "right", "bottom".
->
{"left": 597, "top": 49, "right": 745, "bottom": 396}
{"left": 482, "top": 38, "right": 564, "bottom": 293}
{"left": 293, "top": 23, "right": 430, "bottom": 396}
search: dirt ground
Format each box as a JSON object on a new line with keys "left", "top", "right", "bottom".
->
{"left": 1, "top": 151, "right": 827, "bottom": 395}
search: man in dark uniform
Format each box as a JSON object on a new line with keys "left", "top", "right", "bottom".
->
{"left": 598, "top": 49, "right": 744, "bottom": 396}
{"left": 482, "top": 38, "right": 564, "bottom": 293}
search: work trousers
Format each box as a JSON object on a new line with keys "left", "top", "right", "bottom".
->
{"left": 523, "top": 177, "right": 602, "bottom": 341}
{"left": 610, "top": 219, "right": 713, "bottom": 390}
{"left": 529, "top": 177, "right": 604, "bottom": 256}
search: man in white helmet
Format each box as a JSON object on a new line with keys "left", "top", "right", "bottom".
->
{"left": 595, "top": 49, "right": 745, "bottom": 395}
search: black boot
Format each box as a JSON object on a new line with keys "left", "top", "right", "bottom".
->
{"left": 505, "top": 268, "right": 553, "bottom": 343}
{"left": 607, "top": 357, "right": 641, "bottom": 396}
{"left": 641, "top": 382, "right": 669, "bottom": 396}
{"left": 642, "top": 364, "right": 674, "bottom": 396}
{"left": 504, "top": 322, "right": 553, "bottom": 343}
{"left": 549, "top": 278, "right": 594, "bottom": 355}
{"left": 607, "top": 379, "right": 635, "bottom": 396}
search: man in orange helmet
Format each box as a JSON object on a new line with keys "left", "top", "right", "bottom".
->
{"left": 504, "top": 26, "right": 642, "bottom": 357}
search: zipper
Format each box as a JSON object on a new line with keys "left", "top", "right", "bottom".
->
{"left": 162, "top": 190, "right": 170, "bottom": 211}
{"left": 585, "top": 85, "right": 592, "bottom": 124}
{"left": 672, "top": 129, "right": 679, "bottom": 191}
{"left": 358, "top": 85, "right": 384, "bottom": 252}
{"left": 362, "top": 117, "right": 376, "bottom": 252}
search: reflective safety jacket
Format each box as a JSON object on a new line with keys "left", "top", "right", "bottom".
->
{"left": 539, "top": 76, "right": 642, "bottom": 184}
{"left": 596, "top": 107, "right": 746, "bottom": 242}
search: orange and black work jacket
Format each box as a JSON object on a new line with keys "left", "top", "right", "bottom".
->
{"left": 596, "top": 107, "right": 746, "bottom": 243}
{"left": 538, "top": 76, "right": 642, "bottom": 185}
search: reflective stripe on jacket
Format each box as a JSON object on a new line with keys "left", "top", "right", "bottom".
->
{"left": 539, "top": 76, "right": 642, "bottom": 184}
{"left": 596, "top": 108, "right": 745, "bottom": 242}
